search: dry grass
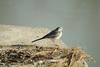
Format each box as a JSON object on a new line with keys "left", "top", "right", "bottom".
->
{"left": 0, "top": 45, "right": 91, "bottom": 67}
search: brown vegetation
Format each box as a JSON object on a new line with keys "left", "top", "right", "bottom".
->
{"left": 0, "top": 45, "right": 90, "bottom": 67}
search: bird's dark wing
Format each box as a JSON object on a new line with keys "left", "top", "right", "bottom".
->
{"left": 42, "top": 29, "right": 58, "bottom": 39}
{"left": 32, "top": 27, "right": 59, "bottom": 43}
{"left": 32, "top": 30, "right": 57, "bottom": 43}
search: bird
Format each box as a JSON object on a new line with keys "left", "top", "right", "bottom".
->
{"left": 32, "top": 27, "right": 63, "bottom": 43}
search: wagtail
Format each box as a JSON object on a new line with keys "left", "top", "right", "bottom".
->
{"left": 32, "top": 27, "right": 63, "bottom": 43}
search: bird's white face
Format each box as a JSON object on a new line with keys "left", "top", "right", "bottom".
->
{"left": 58, "top": 27, "right": 63, "bottom": 32}
{"left": 55, "top": 27, "right": 63, "bottom": 39}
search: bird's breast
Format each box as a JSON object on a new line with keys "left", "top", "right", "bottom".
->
{"left": 55, "top": 32, "right": 62, "bottom": 39}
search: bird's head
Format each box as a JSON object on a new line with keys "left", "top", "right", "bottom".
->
{"left": 56, "top": 27, "right": 63, "bottom": 31}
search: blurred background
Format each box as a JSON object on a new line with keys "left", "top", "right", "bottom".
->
{"left": 0, "top": 0, "right": 100, "bottom": 67}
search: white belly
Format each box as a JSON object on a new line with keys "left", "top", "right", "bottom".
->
{"left": 55, "top": 32, "right": 62, "bottom": 39}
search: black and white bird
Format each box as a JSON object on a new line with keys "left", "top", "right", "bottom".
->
{"left": 32, "top": 27, "right": 63, "bottom": 43}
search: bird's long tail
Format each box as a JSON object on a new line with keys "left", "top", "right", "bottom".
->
{"left": 32, "top": 37, "right": 44, "bottom": 43}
